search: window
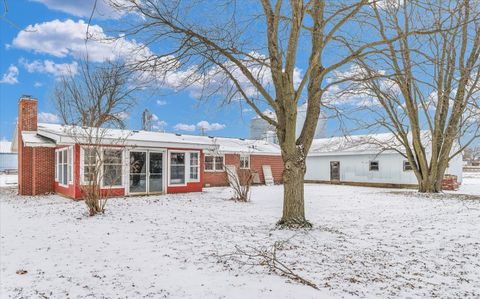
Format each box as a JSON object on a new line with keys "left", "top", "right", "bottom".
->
{"left": 369, "top": 161, "right": 379, "bottom": 171}
{"left": 240, "top": 154, "right": 250, "bottom": 169}
{"left": 82, "top": 147, "right": 98, "bottom": 184}
{"left": 403, "top": 160, "right": 413, "bottom": 171}
{"left": 204, "top": 155, "right": 224, "bottom": 171}
{"left": 55, "top": 147, "right": 71, "bottom": 186}
{"left": 103, "top": 149, "right": 123, "bottom": 187}
{"left": 170, "top": 152, "right": 185, "bottom": 185}
{"left": 189, "top": 152, "right": 200, "bottom": 181}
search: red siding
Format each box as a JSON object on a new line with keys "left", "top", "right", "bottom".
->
{"left": 203, "top": 153, "right": 283, "bottom": 187}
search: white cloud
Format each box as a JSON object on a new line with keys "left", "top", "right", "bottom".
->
{"left": 32, "top": 0, "right": 123, "bottom": 19}
{"left": 156, "top": 100, "right": 167, "bottom": 106}
{"left": 12, "top": 19, "right": 151, "bottom": 63}
{"left": 174, "top": 123, "right": 196, "bottom": 132}
{"left": 196, "top": 120, "right": 225, "bottom": 131}
{"left": 151, "top": 120, "right": 167, "bottom": 131}
{"left": 173, "top": 120, "right": 226, "bottom": 132}
{"left": 20, "top": 59, "right": 78, "bottom": 77}
{"left": 38, "top": 112, "right": 60, "bottom": 123}
{"left": 0, "top": 65, "right": 19, "bottom": 84}
{"left": 34, "top": 81, "right": 43, "bottom": 88}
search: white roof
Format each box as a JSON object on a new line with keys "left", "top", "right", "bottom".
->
{"left": 309, "top": 131, "right": 432, "bottom": 156}
{"left": 22, "top": 132, "right": 56, "bottom": 148}
{"left": 0, "top": 139, "right": 13, "bottom": 153}
{"left": 202, "top": 137, "right": 280, "bottom": 155}
{"left": 34, "top": 123, "right": 280, "bottom": 154}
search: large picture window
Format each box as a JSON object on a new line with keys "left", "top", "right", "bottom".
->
{"left": 170, "top": 152, "right": 185, "bottom": 185}
{"left": 204, "top": 155, "right": 224, "bottom": 171}
{"left": 189, "top": 152, "right": 200, "bottom": 181}
{"left": 103, "top": 149, "right": 123, "bottom": 187}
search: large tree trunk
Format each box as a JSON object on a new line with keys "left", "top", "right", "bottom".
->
{"left": 418, "top": 176, "right": 441, "bottom": 193}
{"left": 277, "top": 151, "right": 311, "bottom": 228}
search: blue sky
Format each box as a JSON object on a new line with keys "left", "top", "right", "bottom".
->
{"left": 0, "top": 0, "right": 269, "bottom": 141}
{"left": 1, "top": 0, "right": 477, "bottom": 147}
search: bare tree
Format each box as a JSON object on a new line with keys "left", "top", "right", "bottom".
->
{"left": 108, "top": 0, "right": 411, "bottom": 228}
{"left": 54, "top": 58, "right": 140, "bottom": 216}
{"left": 341, "top": 0, "right": 480, "bottom": 192}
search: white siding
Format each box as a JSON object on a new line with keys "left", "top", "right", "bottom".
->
{"left": 305, "top": 153, "right": 418, "bottom": 185}
{"left": 306, "top": 152, "right": 464, "bottom": 185}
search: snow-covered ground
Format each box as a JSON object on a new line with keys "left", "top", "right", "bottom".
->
{"left": 0, "top": 174, "right": 17, "bottom": 187}
{"left": 1, "top": 179, "right": 479, "bottom": 298}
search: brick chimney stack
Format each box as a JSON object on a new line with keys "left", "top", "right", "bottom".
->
{"left": 18, "top": 95, "right": 38, "bottom": 132}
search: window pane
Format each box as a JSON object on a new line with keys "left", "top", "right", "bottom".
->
{"left": 190, "top": 166, "right": 198, "bottom": 180}
{"left": 205, "top": 161, "right": 213, "bottom": 170}
{"left": 170, "top": 153, "right": 185, "bottom": 184}
{"left": 103, "top": 165, "right": 123, "bottom": 186}
{"left": 171, "top": 153, "right": 185, "bottom": 165}
{"left": 171, "top": 165, "right": 185, "bottom": 184}
{"left": 130, "top": 152, "right": 146, "bottom": 174}
{"left": 63, "top": 164, "right": 67, "bottom": 185}
{"left": 215, "top": 156, "right": 224, "bottom": 170}
{"left": 104, "top": 149, "right": 122, "bottom": 164}
{"left": 85, "top": 148, "right": 97, "bottom": 165}
{"left": 190, "top": 153, "right": 198, "bottom": 166}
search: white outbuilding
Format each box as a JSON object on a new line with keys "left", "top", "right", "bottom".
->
{"left": 305, "top": 132, "right": 463, "bottom": 187}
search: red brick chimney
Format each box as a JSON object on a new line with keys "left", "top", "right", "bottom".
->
{"left": 18, "top": 95, "right": 38, "bottom": 132}
{"left": 18, "top": 96, "right": 37, "bottom": 195}
{"left": 17, "top": 96, "right": 55, "bottom": 196}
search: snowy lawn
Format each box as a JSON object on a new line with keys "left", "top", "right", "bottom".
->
{"left": 1, "top": 180, "right": 479, "bottom": 298}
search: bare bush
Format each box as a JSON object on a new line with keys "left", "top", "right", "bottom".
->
{"left": 225, "top": 166, "right": 254, "bottom": 202}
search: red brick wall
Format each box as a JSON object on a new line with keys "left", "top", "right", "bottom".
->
{"left": 203, "top": 153, "right": 283, "bottom": 187}
{"left": 32, "top": 147, "right": 55, "bottom": 194}
{"left": 251, "top": 155, "right": 284, "bottom": 184}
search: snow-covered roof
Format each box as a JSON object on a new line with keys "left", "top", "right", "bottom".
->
{"left": 309, "top": 131, "right": 432, "bottom": 156}
{"left": 0, "top": 139, "right": 13, "bottom": 153}
{"left": 33, "top": 123, "right": 280, "bottom": 155}
{"left": 202, "top": 137, "right": 280, "bottom": 155}
{"left": 22, "top": 132, "right": 56, "bottom": 148}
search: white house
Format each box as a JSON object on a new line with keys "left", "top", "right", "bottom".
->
{"left": 305, "top": 132, "right": 463, "bottom": 187}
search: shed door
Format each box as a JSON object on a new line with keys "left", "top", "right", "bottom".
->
{"left": 330, "top": 161, "right": 340, "bottom": 181}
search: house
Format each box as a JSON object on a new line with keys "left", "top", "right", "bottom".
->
{"left": 0, "top": 139, "right": 17, "bottom": 174}
{"left": 304, "top": 132, "right": 463, "bottom": 188}
{"left": 11, "top": 96, "right": 283, "bottom": 199}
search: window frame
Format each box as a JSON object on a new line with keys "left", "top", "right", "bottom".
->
{"left": 80, "top": 146, "right": 99, "bottom": 185}
{"left": 204, "top": 154, "right": 225, "bottom": 172}
{"left": 239, "top": 154, "right": 250, "bottom": 169}
{"left": 101, "top": 148, "right": 124, "bottom": 188}
{"left": 189, "top": 151, "right": 200, "bottom": 182}
{"left": 168, "top": 150, "right": 187, "bottom": 186}
{"left": 403, "top": 160, "right": 413, "bottom": 171}
{"left": 369, "top": 160, "right": 379, "bottom": 171}
{"left": 55, "top": 147, "right": 72, "bottom": 187}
